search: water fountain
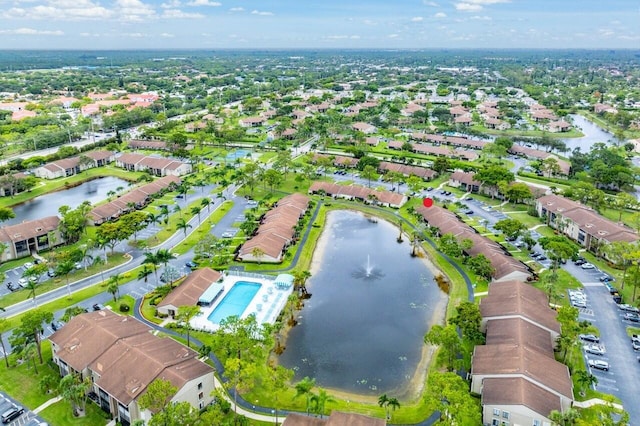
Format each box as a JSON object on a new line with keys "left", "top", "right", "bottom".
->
{"left": 353, "top": 254, "right": 383, "bottom": 280}
{"left": 365, "top": 254, "right": 373, "bottom": 277}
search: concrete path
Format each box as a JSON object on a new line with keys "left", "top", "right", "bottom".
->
{"left": 33, "top": 396, "right": 62, "bottom": 414}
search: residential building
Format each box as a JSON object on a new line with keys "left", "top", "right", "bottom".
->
{"left": 0, "top": 216, "right": 62, "bottom": 262}
{"left": 115, "top": 153, "right": 192, "bottom": 176}
{"left": 309, "top": 182, "right": 407, "bottom": 208}
{"left": 535, "top": 194, "right": 639, "bottom": 253}
{"left": 34, "top": 151, "right": 115, "bottom": 179}
{"left": 49, "top": 310, "right": 215, "bottom": 426}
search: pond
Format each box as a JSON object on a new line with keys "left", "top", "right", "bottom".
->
{"left": 561, "top": 114, "right": 615, "bottom": 152}
{"left": 278, "top": 210, "right": 447, "bottom": 398}
{"left": 6, "top": 176, "right": 130, "bottom": 225}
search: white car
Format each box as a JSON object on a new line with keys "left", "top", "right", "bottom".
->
{"left": 584, "top": 344, "right": 605, "bottom": 356}
{"left": 588, "top": 359, "right": 609, "bottom": 371}
{"left": 23, "top": 262, "right": 34, "bottom": 269}
{"left": 581, "top": 263, "right": 595, "bottom": 270}
{"left": 18, "top": 278, "right": 28, "bottom": 287}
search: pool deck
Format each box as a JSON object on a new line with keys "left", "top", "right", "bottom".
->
{"left": 191, "top": 274, "right": 292, "bottom": 332}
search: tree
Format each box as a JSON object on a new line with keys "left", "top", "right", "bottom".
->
{"left": 494, "top": 218, "right": 527, "bottom": 240}
{"left": 95, "top": 221, "right": 131, "bottom": 254}
{"left": 576, "top": 370, "right": 597, "bottom": 396}
{"left": 58, "top": 202, "right": 92, "bottom": 244}
{"left": 119, "top": 211, "right": 148, "bottom": 241}
{"left": 176, "top": 217, "right": 192, "bottom": 237}
{"left": 427, "top": 372, "right": 481, "bottom": 424}
{"left": 473, "top": 165, "right": 514, "bottom": 198}
{"left": 424, "top": 324, "right": 462, "bottom": 372}
{"left": 539, "top": 235, "right": 578, "bottom": 279}
{"left": 251, "top": 247, "right": 265, "bottom": 264}
{"left": 107, "top": 274, "right": 120, "bottom": 302}
{"left": 505, "top": 182, "right": 533, "bottom": 205}
{"left": 176, "top": 305, "right": 201, "bottom": 348}
{"left": 310, "top": 388, "right": 335, "bottom": 418}
{"left": 438, "top": 233, "right": 471, "bottom": 258}
{"left": 466, "top": 254, "right": 494, "bottom": 280}
{"left": 361, "top": 165, "right": 376, "bottom": 188}
{"left": 224, "top": 357, "right": 257, "bottom": 421}
{"left": 137, "top": 264, "right": 153, "bottom": 283}
{"left": 294, "top": 376, "right": 316, "bottom": 415}
{"left": 59, "top": 374, "right": 91, "bottom": 416}
{"left": 0, "top": 318, "right": 10, "bottom": 368}
{"left": 55, "top": 260, "right": 75, "bottom": 297}
{"left": 144, "top": 251, "right": 162, "bottom": 284}
{"left": 263, "top": 168, "right": 284, "bottom": 192}
{"left": 449, "top": 301, "right": 484, "bottom": 344}
{"left": 200, "top": 197, "right": 211, "bottom": 212}
{"left": 378, "top": 394, "right": 390, "bottom": 420}
{"left": 138, "top": 378, "right": 177, "bottom": 417}
{"left": 292, "top": 269, "right": 312, "bottom": 296}
{"left": 264, "top": 365, "right": 294, "bottom": 425}
{"left": 23, "top": 342, "right": 40, "bottom": 375}
{"left": 387, "top": 397, "right": 401, "bottom": 420}
{"left": 406, "top": 175, "right": 423, "bottom": 194}
{"left": 0, "top": 207, "right": 15, "bottom": 223}
{"left": 10, "top": 309, "right": 53, "bottom": 364}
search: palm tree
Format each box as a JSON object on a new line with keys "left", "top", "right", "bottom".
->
{"left": 190, "top": 206, "right": 202, "bottom": 224}
{"left": 137, "top": 264, "right": 152, "bottom": 283}
{"left": 176, "top": 218, "right": 192, "bottom": 237}
{"left": 155, "top": 249, "right": 173, "bottom": 275}
{"left": 55, "top": 260, "right": 75, "bottom": 297}
{"left": 576, "top": 370, "right": 597, "bottom": 396}
{"left": 251, "top": 247, "right": 265, "bottom": 264}
{"left": 310, "top": 388, "right": 335, "bottom": 418}
{"left": 25, "top": 280, "right": 40, "bottom": 305}
{"left": 200, "top": 197, "right": 211, "bottom": 212}
{"left": 387, "top": 397, "right": 400, "bottom": 420}
{"left": 292, "top": 270, "right": 312, "bottom": 296}
{"left": 378, "top": 394, "right": 390, "bottom": 419}
{"left": 173, "top": 204, "right": 182, "bottom": 218}
{"left": 159, "top": 205, "right": 170, "bottom": 224}
{"left": 144, "top": 251, "right": 161, "bottom": 284}
{"left": 107, "top": 274, "right": 120, "bottom": 302}
{"left": 146, "top": 212, "right": 162, "bottom": 227}
{"left": 23, "top": 342, "right": 39, "bottom": 375}
{"left": 176, "top": 305, "right": 202, "bottom": 348}
{"left": 294, "top": 376, "right": 316, "bottom": 415}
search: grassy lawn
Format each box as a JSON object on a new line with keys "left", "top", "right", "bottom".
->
{"left": 105, "top": 294, "right": 135, "bottom": 315}
{"left": 172, "top": 201, "right": 234, "bottom": 255}
{"left": 39, "top": 400, "right": 110, "bottom": 426}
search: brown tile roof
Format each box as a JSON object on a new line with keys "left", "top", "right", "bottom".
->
{"left": 129, "top": 140, "right": 168, "bottom": 150}
{"left": 158, "top": 267, "right": 222, "bottom": 309}
{"left": 309, "top": 182, "right": 406, "bottom": 207}
{"left": 450, "top": 170, "right": 480, "bottom": 187}
{"left": 49, "top": 310, "right": 151, "bottom": 372}
{"left": 480, "top": 281, "right": 560, "bottom": 335}
{"left": 378, "top": 162, "right": 436, "bottom": 179}
{"left": 0, "top": 216, "right": 60, "bottom": 243}
{"left": 410, "top": 133, "right": 486, "bottom": 149}
{"left": 91, "top": 331, "right": 211, "bottom": 405}
{"left": 472, "top": 343, "right": 572, "bottom": 399}
{"left": 481, "top": 377, "right": 562, "bottom": 418}
{"left": 83, "top": 150, "right": 114, "bottom": 161}
{"left": 485, "top": 318, "right": 555, "bottom": 356}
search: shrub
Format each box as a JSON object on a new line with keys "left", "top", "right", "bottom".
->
{"left": 119, "top": 303, "right": 130, "bottom": 312}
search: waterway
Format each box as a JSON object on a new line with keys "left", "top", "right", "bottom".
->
{"left": 6, "top": 176, "right": 130, "bottom": 225}
{"left": 278, "top": 210, "right": 447, "bottom": 398}
{"left": 561, "top": 114, "right": 615, "bottom": 152}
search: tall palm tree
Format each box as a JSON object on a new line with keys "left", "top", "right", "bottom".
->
{"left": 107, "top": 274, "right": 120, "bottom": 302}
{"left": 200, "top": 197, "right": 211, "bottom": 212}
{"left": 378, "top": 394, "right": 390, "bottom": 419}
{"left": 387, "top": 397, "right": 401, "bottom": 420}
{"left": 55, "top": 260, "right": 75, "bottom": 297}
{"left": 23, "top": 342, "right": 39, "bottom": 375}
{"left": 176, "top": 305, "right": 202, "bottom": 348}
{"left": 137, "top": 264, "right": 152, "bottom": 283}
{"left": 155, "top": 249, "right": 173, "bottom": 276}
{"left": 176, "top": 218, "right": 192, "bottom": 237}
{"left": 143, "top": 251, "right": 161, "bottom": 284}
{"left": 293, "top": 270, "right": 312, "bottom": 296}
{"left": 25, "top": 280, "right": 40, "bottom": 305}
{"left": 190, "top": 206, "right": 202, "bottom": 224}
{"left": 251, "top": 247, "right": 265, "bottom": 264}
{"left": 311, "top": 388, "right": 335, "bottom": 418}
{"left": 294, "top": 376, "right": 316, "bottom": 415}
{"left": 576, "top": 370, "right": 597, "bottom": 396}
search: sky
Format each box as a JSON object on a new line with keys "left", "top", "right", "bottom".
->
{"left": 0, "top": 0, "right": 639, "bottom": 50}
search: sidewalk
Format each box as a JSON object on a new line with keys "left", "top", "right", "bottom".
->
{"left": 33, "top": 396, "right": 62, "bottom": 414}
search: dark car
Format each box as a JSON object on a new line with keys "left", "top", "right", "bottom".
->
{"left": 185, "top": 261, "right": 198, "bottom": 269}
{"left": 574, "top": 258, "right": 586, "bottom": 266}
{"left": 51, "top": 320, "right": 65, "bottom": 331}
{"left": 5, "top": 282, "right": 18, "bottom": 292}
{"left": 1, "top": 406, "right": 24, "bottom": 424}
{"left": 92, "top": 303, "right": 105, "bottom": 311}
{"left": 599, "top": 274, "right": 614, "bottom": 282}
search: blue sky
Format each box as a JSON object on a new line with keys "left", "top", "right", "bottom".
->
{"left": 0, "top": 0, "right": 638, "bottom": 49}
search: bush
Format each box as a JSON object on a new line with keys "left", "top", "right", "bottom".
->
{"left": 119, "top": 303, "right": 130, "bottom": 312}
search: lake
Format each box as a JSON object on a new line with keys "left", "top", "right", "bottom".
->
{"left": 278, "top": 210, "right": 446, "bottom": 398}
{"left": 6, "top": 176, "right": 130, "bottom": 225}
{"left": 561, "top": 114, "right": 615, "bottom": 152}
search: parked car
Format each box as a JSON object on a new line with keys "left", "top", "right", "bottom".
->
{"left": 23, "top": 262, "right": 33, "bottom": 269}
{"left": 584, "top": 344, "right": 606, "bottom": 356}
{"left": 5, "top": 282, "right": 18, "bottom": 292}
{"left": 51, "top": 320, "right": 65, "bottom": 331}
{"left": 92, "top": 303, "right": 105, "bottom": 311}
{"left": 185, "top": 261, "right": 198, "bottom": 269}
{"left": 17, "top": 278, "right": 28, "bottom": 288}
{"left": 580, "top": 334, "right": 600, "bottom": 343}
{"left": 574, "top": 259, "right": 586, "bottom": 266}
{"left": 581, "top": 263, "right": 595, "bottom": 270}
{"left": 588, "top": 359, "right": 610, "bottom": 371}
{"left": 599, "top": 274, "right": 614, "bottom": 282}
{"left": 1, "top": 405, "right": 24, "bottom": 424}
{"left": 624, "top": 312, "right": 640, "bottom": 322}
{"left": 619, "top": 304, "right": 640, "bottom": 313}
{"left": 572, "top": 299, "right": 587, "bottom": 308}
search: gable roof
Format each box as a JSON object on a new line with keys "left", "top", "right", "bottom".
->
{"left": 0, "top": 216, "right": 60, "bottom": 243}
{"left": 158, "top": 268, "right": 223, "bottom": 309}
{"left": 482, "top": 377, "right": 562, "bottom": 418}
{"left": 485, "top": 317, "right": 554, "bottom": 356}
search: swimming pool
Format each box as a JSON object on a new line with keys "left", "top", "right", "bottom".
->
{"left": 207, "top": 281, "right": 262, "bottom": 324}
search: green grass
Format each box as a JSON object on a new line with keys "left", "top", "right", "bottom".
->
{"left": 105, "top": 294, "right": 135, "bottom": 315}
{"left": 39, "top": 399, "right": 110, "bottom": 426}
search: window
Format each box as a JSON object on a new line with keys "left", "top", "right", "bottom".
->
{"left": 198, "top": 392, "right": 204, "bottom": 400}
{"left": 503, "top": 411, "right": 510, "bottom": 419}
{"left": 533, "top": 420, "right": 541, "bottom": 426}
{"left": 493, "top": 408, "right": 501, "bottom": 416}
{"left": 197, "top": 382, "right": 203, "bottom": 390}
{"left": 492, "top": 420, "right": 500, "bottom": 426}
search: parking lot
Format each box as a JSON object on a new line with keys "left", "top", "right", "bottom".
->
{"left": 0, "top": 392, "right": 46, "bottom": 426}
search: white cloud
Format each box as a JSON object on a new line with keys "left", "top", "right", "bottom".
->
{"left": 465, "top": 0, "right": 509, "bottom": 4}
{"left": 251, "top": 9, "right": 273, "bottom": 16}
{"left": 2, "top": 0, "right": 113, "bottom": 20}
{"left": 423, "top": 1, "right": 439, "bottom": 6}
{"left": 470, "top": 15, "right": 491, "bottom": 20}
{"left": 162, "top": 8, "right": 204, "bottom": 18}
{"left": 116, "top": 0, "right": 156, "bottom": 22}
{"left": 160, "top": 32, "right": 174, "bottom": 37}
{"left": 455, "top": 3, "right": 483, "bottom": 11}
{"left": 327, "top": 35, "right": 348, "bottom": 39}
{"left": 229, "top": 7, "right": 244, "bottom": 12}
{"left": 388, "top": 33, "right": 399, "bottom": 38}
{"left": 0, "top": 27, "right": 63, "bottom": 35}
{"left": 411, "top": 16, "right": 423, "bottom": 22}
{"left": 434, "top": 12, "right": 447, "bottom": 18}
{"left": 122, "top": 32, "right": 146, "bottom": 37}
{"left": 186, "top": 0, "right": 221, "bottom": 6}
{"left": 350, "top": 35, "right": 360, "bottom": 39}
{"left": 160, "top": 0, "right": 181, "bottom": 8}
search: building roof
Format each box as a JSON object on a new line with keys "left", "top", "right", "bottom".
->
{"left": 472, "top": 343, "right": 573, "bottom": 399}
{"left": 49, "top": 310, "right": 151, "bottom": 372}
{"left": 0, "top": 216, "right": 60, "bottom": 243}
{"left": 485, "top": 317, "right": 554, "bottom": 356}
{"left": 481, "top": 377, "right": 562, "bottom": 419}
{"left": 480, "top": 281, "right": 560, "bottom": 335}
{"left": 158, "top": 267, "right": 222, "bottom": 309}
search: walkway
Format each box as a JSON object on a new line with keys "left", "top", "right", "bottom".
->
{"left": 33, "top": 396, "right": 62, "bottom": 414}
